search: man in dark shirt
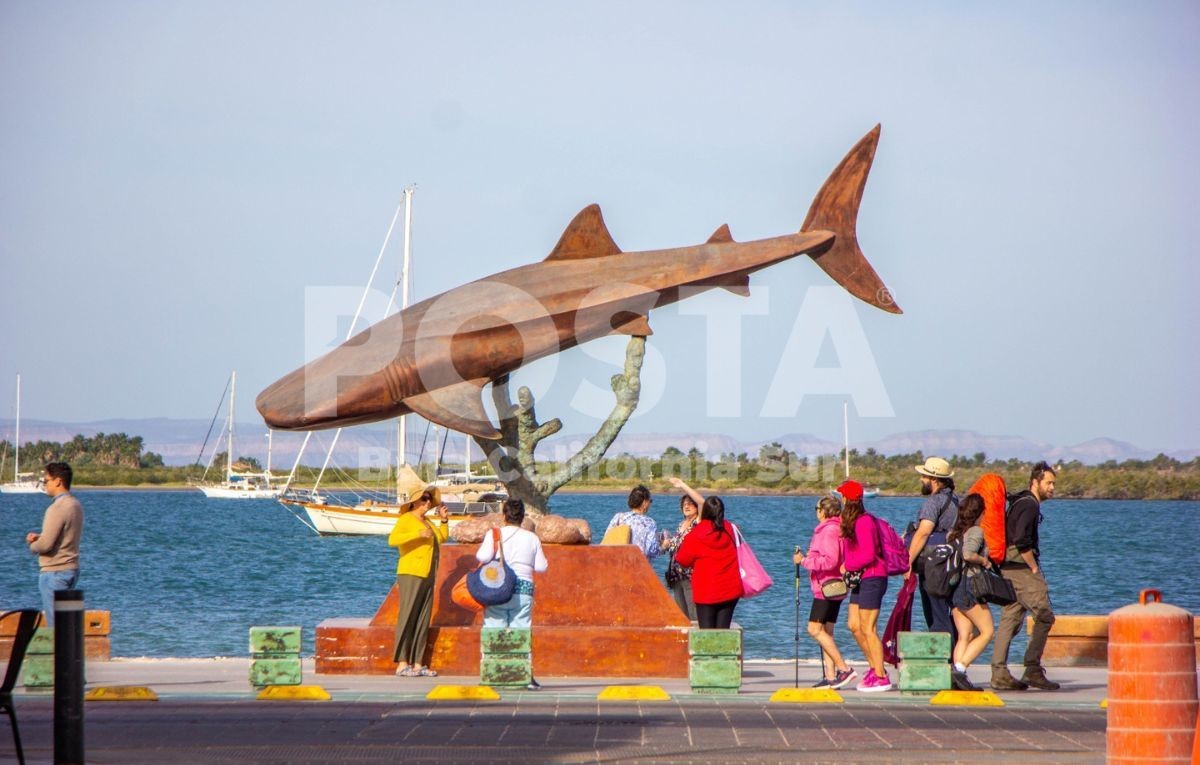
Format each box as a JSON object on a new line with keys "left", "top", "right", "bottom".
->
{"left": 991, "top": 461, "right": 1058, "bottom": 691}
{"left": 904, "top": 457, "right": 959, "bottom": 642}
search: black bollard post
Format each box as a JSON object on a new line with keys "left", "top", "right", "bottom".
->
{"left": 53, "top": 589, "right": 85, "bottom": 765}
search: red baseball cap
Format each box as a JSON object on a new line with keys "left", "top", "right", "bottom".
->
{"left": 836, "top": 480, "right": 864, "bottom": 502}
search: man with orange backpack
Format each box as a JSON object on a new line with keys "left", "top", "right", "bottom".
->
{"left": 990, "top": 461, "right": 1059, "bottom": 691}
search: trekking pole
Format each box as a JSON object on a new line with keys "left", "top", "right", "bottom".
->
{"left": 794, "top": 546, "right": 802, "bottom": 688}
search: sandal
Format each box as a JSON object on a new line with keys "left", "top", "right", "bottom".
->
{"left": 396, "top": 666, "right": 419, "bottom": 677}
{"left": 417, "top": 667, "right": 438, "bottom": 677}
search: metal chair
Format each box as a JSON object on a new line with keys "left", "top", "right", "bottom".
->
{"left": 1, "top": 609, "right": 40, "bottom": 765}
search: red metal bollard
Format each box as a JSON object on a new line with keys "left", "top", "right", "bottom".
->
{"left": 1107, "top": 589, "right": 1198, "bottom": 764}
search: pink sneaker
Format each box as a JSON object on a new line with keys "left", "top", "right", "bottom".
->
{"left": 858, "top": 668, "right": 892, "bottom": 693}
{"left": 855, "top": 668, "right": 878, "bottom": 691}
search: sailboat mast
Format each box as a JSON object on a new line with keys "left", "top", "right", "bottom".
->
{"left": 843, "top": 401, "right": 850, "bottom": 479}
{"left": 13, "top": 374, "right": 19, "bottom": 482}
{"left": 266, "top": 429, "right": 273, "bottom": 481}
{"left": 309, "top": 193, "right": 412, "bottom": 495}
{"left": 397, "top": 185, "right": 414, "bottom": 489}
{"left": 227, "top": 371, "right": 236, "bottom": 483}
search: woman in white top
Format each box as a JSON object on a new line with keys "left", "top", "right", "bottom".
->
{"left": 474, "top": 499, "right": 549, "bottom": 630}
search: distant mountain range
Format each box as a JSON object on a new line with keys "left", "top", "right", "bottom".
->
{"left": 1, "top": 418, "right": 1195, "bottom": 467}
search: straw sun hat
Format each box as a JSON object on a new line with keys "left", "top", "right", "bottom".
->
{"left": 914, "top": 457, "right": 954, "bottom": 479}
{"left": 399, "top": 486, "right": 442, "bottom": 513}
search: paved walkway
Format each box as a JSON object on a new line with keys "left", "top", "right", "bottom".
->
{"left": 3, "top": 659, "right": 1109, "bottom": 764}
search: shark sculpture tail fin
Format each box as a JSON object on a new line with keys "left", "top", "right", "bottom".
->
{"left": 801, "top": 124, "right": 902, "bottom": 314}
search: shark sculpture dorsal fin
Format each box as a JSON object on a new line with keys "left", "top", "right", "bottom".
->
{"left": 545, "top": 204, "right": 622, "bottom": 261}
{"left": 403, "top": 378, "right": 502, "bottom": 440}
{"left": 707, "top": 224, "right": 734, "bottom": 244}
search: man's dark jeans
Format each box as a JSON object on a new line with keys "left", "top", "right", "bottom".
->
{"left": 917, "top": 572, "right": 958, "bottom": 648}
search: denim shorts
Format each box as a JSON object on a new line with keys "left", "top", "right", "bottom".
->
{"left": 849, "top": 575, "right": 887, "bottom": 610}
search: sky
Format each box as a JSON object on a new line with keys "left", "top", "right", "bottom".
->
{"left": 1, "top": 1, "right": 1197, "bottom": 454}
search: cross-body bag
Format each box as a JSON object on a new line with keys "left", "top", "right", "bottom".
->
{"left": 466, "top": 527, "right": 518, "bottom": 606}
{"left": 821, "top": 578, "right": 849, "bottom": 599}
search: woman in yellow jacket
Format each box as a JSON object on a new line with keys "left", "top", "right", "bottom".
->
{"left": 388, "top": 488, "right": 449, "bottom": 677}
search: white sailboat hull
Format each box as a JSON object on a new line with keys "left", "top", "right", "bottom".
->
{"left": 0, "top": 482, "right": 42, "bottom": 494}
{"left": 196, "top": 484, "right": 282, "bottom": 500}
{"left": 281, "top": 496, "right": 501, "bottom": 536}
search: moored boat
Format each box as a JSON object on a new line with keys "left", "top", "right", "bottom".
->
{"left": 1, "top": 374, "right": 43, "bottom": 494}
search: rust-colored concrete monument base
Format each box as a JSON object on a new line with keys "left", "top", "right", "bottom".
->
{"left": 1033, "top": 614, "right": 1200, "bottom": 667}
{"left": 0, "top": 609, "right": 112, "bottom": 662}
{"left": 316, "top": 545, "right": 691, "bottom": 677}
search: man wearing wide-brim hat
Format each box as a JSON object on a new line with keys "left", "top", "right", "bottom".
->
{"left": 904, "top": 457, "right": 961, "bottom": 645}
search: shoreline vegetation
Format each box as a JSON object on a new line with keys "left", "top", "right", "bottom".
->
{"left": 2, "top": 434, "right": 1197, "bottom": 500}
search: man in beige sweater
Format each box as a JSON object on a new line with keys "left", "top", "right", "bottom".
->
{"left": 26, "top": 462, "right": 83, "bottom": 626}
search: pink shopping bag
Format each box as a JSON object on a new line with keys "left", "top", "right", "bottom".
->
{"left": 731, "top": 523, "right": 773, "bottom": 598}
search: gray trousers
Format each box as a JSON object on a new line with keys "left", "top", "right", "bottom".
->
{"left": 990, "top": 566, "right": 1055, "bottom": 672}
{"left": 393, "top": 571, "right": 436, "bottom": 666}
{"left": 670, "top": 578, "right": 698, "bottom": 622}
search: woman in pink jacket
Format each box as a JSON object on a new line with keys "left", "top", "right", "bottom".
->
{"left": 838, "top": 480, "right": 892, "bottom": 692}
{"left": 793, "top": 494, "right": 856, "bottom": 689}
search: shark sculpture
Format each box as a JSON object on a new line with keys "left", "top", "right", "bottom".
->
{"left": 257, "top": 125, "right": 901, "bottom": 439}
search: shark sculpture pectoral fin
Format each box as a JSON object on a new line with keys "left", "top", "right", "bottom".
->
{"left": 402, "top": 378, "right": 502, "bottom": 440}
{"left": 545, "top": 204, "right": 622, "bottom": 261}
{"left": 610, "top": 311, "right": 653, "bottom": 336}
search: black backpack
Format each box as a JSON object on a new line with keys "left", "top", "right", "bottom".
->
{"left": 923, "top": 536, "right": 964, "bottom": 598}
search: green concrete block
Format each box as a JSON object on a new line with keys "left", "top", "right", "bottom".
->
{"left": 897, "top": 631, "right": 951, "bottom": 660}
{"left": 249, "top": 657, "right": 302, "bottom": 687}
{"left": 480, "top": 628, "right": 532, "bottom": 655}
{"left": 480, "top": 656, "right": 531, "bottom": 686}
{"left": 22, "top": 655, "right": 54, "bottom": 687}
{"left": 249, "top": 626, "right": 302, "bottom": 655}
{"left": 689, "top": 656, "right": 742, "bottom": 690}
{"left": 27, "top": 627, "right": 54, "bottom": 655}
{"left": 688, "top": 628, "right": 741, "bottom": 657}
{"left": 898, "top": 659, "right": 951, "bottom": 691}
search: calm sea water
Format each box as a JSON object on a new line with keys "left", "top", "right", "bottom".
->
{"left": 2, "top": 490, "right": 1196, "bottom": 661}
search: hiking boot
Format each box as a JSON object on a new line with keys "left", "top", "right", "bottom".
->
{"left": 830, "top": 668, "right": 858, "bottom": 690}
{"left": 951, "top": 670, "right": 978, "bottom": 692}
{"left": 1021, "top": 667, "right": 1060, "bottom": 691}
{"left": 990, "top": 668, "right": 1029, "bottom": 691}
{"left": 811, "top": 676, "right": 831, "bottom": 688}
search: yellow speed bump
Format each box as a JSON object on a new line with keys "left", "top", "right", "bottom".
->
{"left": 426, "top": 685, "right": 501, "bottom": 701}
{"left": 769, "top": 688, "right": 844, "bottom": 703}
{"left": 85, "top": 686, "right": 159, "bottom": 702}
{"left": 598, "top": 685, "right": 671, "bottom": 701}
{"left": 930, "top": 690, "right": 1004, "bottom": 707}
{"left": 257, "top": 685, "right": 331, "bottom": 701}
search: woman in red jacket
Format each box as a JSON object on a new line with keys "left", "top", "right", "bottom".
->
{"left": 670, "top": 477, "right": 744, "bottom": 629}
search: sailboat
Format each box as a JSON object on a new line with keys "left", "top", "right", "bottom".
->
{"left": 0, "top": 375, "right": 43, "bottom": 494}
{"left": 276, "top": 187, "right": 504, "bottom": 535}
{"left": 192, "top": 371, "right": 281, "bottom": 499}
{"left": 842, "top": 402, "right": 879, "bottom": 498}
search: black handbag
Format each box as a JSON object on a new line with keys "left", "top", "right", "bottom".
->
{"left": 842, "top": 569, "right": 864, "bottom": 590}
{"left": 968, "top": 566, "right": 1017, "bottom": 606}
